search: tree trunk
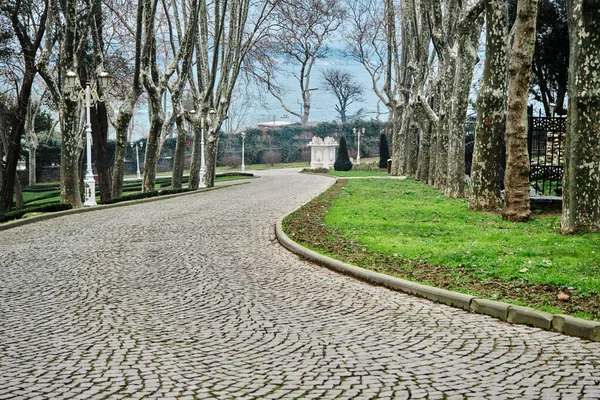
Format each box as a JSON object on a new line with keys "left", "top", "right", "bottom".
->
{"left": 204, "top": 127, "right": 219, "bottom": 187}
{"left": 390, "top": 105, "right": 404, "bottom": 175}
{"left": 91, "top": 101, "right": 112, "bottom": 202}
{"left": 561, "top": 0, "right": 600, "bottom": 233}
{"left": 28, "top": 146, "right": 37, "bottom": 186}
{"left": 171, "top": 110, "right": 187, "bottom": 189}
{"left": 405, "top": 119, "right": 419, "bottom": 178}
{"left": 111, "top": 109, "right": 135, "bottom": 198}
{"left": 142, "top": 107, "right": 164, "bottom": 193}
{"left": 445, "top": 17, "right": 483, "bottom": 198}
{"left": 188, "top": 120, "right": 201, "bottom": 189}
{"left": 433, "top": 58, "right": 456, "bottom": 190}
{"left": 60, "top": 101, "right": 83, "bottom": 208}
{"left": 417, "top": 117, "right": 431, "bottom": 182}
{"left": 469, "top": 0, "right": 508, "bottom": 211}
{"left": 502, "top": 0, "right": 538, "bottom": 222}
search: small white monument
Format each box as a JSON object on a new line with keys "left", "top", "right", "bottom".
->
{"left": 308, "top": 136, "right": 339, "bottom": 169}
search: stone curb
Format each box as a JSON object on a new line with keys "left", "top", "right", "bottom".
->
{"left": 0, "top": 181, "right": 250, "bottom": 232}
{"left": 275, "top": 214, "right": 600, "bottom": 343}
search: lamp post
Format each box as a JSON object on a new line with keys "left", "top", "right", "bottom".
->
{"left": 240, "top": 132, "right": 246, "bottom": 172}
{"left": 65, "top": 70, "right": 111, "bottom": 207}
{"left": 130, "top": 141, "right": 143, "bottom": 179}
{"left": 198, "top": 110, "right": 207, "bottom": 189}
{"left": 353, "top": 127, "right": 362, "bottom": 165}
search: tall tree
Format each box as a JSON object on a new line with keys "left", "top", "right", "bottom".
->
{"left": 344, "top": 0, "right": 390, "bottom": 122}
{"left": 191, "top": 0, "right": 280, "bottom": 187}
{"left": 0, "top": 0, "right": 49, "bottom": 211}
{"left": 531, "top": 0, "right": 568, "bottom": 115}
{"left": 509, "top": 0, "right": 569, "bottom": 115}
{"left": 105, "top": 0, "right": 145, "bottom": 198}
{"left": 502, "top": 0, "right": 539, "bottom": 222}
{"left": 560, "top": 0, "right": 600, "bottom": 233}
{"left": 140, "top": 0, "right": 198, "bottom": 193}
{"left": 253, "top": 0, "right": 345, "bottom": 126}
{"left": 469, "top": 0, "right": 508, "bottom": 211}
{"left": 424, "top": 0, "right": 484, "bottom": 197}
{"left": 321, "top": 68, "right": 363, "bottom": 123}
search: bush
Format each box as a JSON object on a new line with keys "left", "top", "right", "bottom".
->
{"left": 334, "top": 137, "right": 353, "bottom": 171}
{"left": 379, "top": 133, "right": 390, "bottom": 169}
{"left": 300, "top": 148, "right": 311, "bottom": 162}
{"left": 99, "top": 187, "right": 195, "bottom": 205}
{"left": 220, "top": 155, "right": 242, "bottom": 168}
{"left": 0, "top": 202, "right": 73, "bottom": 223}
{"left": 262, "top": 151, "right": 282, "bottom": 166}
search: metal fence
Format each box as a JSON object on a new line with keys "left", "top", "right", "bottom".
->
{"left": 464, "top": 108, "right": 566, "bottom": 196}
{"left": 528, "top": 109, "right": 566, "bottom": 196}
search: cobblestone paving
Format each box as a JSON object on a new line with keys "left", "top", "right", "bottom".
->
{"left": 1, "top": 169, "right": 600, "bottom": 399}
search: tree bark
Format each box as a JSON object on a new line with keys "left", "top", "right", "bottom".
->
{"left": 111, "top": 0, "right": 144, "bottom": 198}
{"left": 561, "top": 0, "right": 600, "bottom": 233}
{"left": 0, "top": 0, "right": 48, "bottom": 211}
{"left": 503, "top": 0, "right": 538, "bottom": 222}
{"left": 171, "top": 105, "right": 187, "bottom": 189}
{"left": 60, "top": 101, "right": 83, "bottom": 208}
{"left": 188, "top": 119, "right": 201, "bottom": 189}
{"left": 91, "top": 101, "right": 112, "bottom": 202}
{"left": 445, "top": 16, "right": 483, "bottom": 198}
{"left": 469, "top": 0, "right": 508, "bottom": 211}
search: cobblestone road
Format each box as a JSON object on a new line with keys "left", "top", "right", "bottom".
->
{"left": 1, "top": 169, "right": 600, "bottom": 399}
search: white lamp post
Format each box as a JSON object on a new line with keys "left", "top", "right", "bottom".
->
{"left": 198, "top": 110, "right": 207, "bottom": 189}
{"left": 353, "top": 127, "right": 362, "bottom": 165}
{"left": 130, "top": 141, "right": 143, "bottom": 179}
{"left": 240, "top": 132, "right": 246, "bottom": 172}
{"left": 65, "top": 70, "right": 111, "bottom": 207}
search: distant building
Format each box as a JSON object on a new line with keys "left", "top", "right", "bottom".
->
{"left": 257, "top": 120, "right": 301, "bottom": 133}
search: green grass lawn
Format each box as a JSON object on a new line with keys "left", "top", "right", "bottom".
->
{"left": 284, "top": 178, "right": 600, "bottom": 320}
{"left": 329, "top": 170, "right": 389, "bottom": 177}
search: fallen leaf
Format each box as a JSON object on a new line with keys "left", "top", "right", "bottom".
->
{"left": 519, "top": 268, "right": 528, "bottom": 273}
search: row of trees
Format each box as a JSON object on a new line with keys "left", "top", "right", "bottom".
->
{"left": 1, "top": 0, "right": 598, "bottom": 235}
{"left": 364, "top": 0, "right": 598, "bottom": 234}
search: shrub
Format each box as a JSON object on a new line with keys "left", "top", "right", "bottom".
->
{"left": 0, "top": 203, "right": 73, "bottom": 224}
{"left": 379, "top": 133, "right": 390, "bottom": 169}
{"left": 262, "top": 151, "right": 282, "bottom": 166}
{"left": 300, "top": 148, "right": 311, "bottom": 162}
{"left": 220, "top": 155, "right": 242, "bottom": 168}
{"left": 334, "top": 137, "right": 353, "bottom": 171}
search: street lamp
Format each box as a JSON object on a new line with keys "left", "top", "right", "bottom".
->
{"left": 353, "top": 127, "right": 363, "bottom": 165}
{"left": 240, "top": 132, "right": 246, "bottom": 172}
{"left": 65, "top": 70, "right": 111, "bottom": 206}
{"left": 130, "top": 141, "right": 143, "bottom": 179}
{"left": 196, "top": 110, "right": 207, "bottom": 189}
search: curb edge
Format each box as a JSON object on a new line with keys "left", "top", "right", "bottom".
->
{"left": 275, "top": 214, "right": 600, "bottom": 343}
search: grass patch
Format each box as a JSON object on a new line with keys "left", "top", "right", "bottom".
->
{"left": 329, "top": 170, "right": 389, "bottom": 177}
{"left": 284, "top": 178, "right": 600, "bottom": 321}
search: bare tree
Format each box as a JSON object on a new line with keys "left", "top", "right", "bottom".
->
{"left": 321, "top": 68, "right": 363, "bottom": 122}
{"left": 344, "top": 0, "right": 390, "bottom": 122}
{"left": 140, "top": 0, "right": 198, "bottom": 193}
{"left": 503, "top": 0, "right": 538, "bottom": 222}
{"left": 0, "top": 0, "right": 49, "bottom": 211}
{"left": 253, "top": 0, "right": 345, "bottom": 126}
{"left": 561, "top": 0, "right": 600, "bottom": 233}
{"left": 105, "top": 0, "right": 145, "bottom": 198}
{"left": 190, "top": 0, "right": 280, "bottom": 187}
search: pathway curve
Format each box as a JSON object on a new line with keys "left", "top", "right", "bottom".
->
{"left": 1, "top": 169, "right": 599, "bottom": 399}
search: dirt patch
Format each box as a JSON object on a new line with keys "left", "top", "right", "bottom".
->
{"left": 284, "top": 180, "right": 600, "bottom": 321}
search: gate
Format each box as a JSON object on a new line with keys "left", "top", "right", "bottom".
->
{"left": 527, "top": 107, "right": 566, "bottom": 196}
